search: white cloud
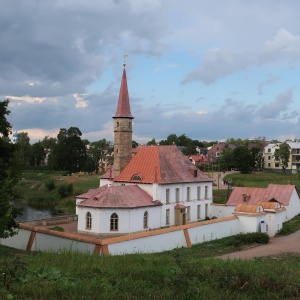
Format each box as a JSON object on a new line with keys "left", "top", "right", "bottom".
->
{"left": 181, "top": 29, "right": 300, "bottom": 85}
{"left": 73, "top": 94, "right": 88, "bottom": 109}
{"left": 7, "top": 95, "right": 47, "bottom": 104}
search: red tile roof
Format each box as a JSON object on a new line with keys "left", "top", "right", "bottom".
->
{"left": 114, "top": 68, "right": 133, "bottom": 119}
{"left": 113, "top": 145, "right": 213, "bottom": 184}
{"left": 77, "top": 184, "right": 161, "bottom": 208}
{"left": 227, "top": 183, "right": 297, "bottom": 206}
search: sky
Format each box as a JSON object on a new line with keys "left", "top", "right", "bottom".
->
{"left": 1, "top": 0, "right": 300, "bottom": 144}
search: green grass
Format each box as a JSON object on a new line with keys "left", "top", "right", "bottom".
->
{"left": 13, "top": 173, "right": 100, "bottom": 214}
{"left": 1, "top": 232, "right": 300, "bottom": 299}
{"left": 277, "top": 213, "right": 300, "bottom": 235}
{"left": 224, "top": 172, "right": 300, "bottom": 189}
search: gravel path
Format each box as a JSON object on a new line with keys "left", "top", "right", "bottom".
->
{"left": 218, "top": 230, "right": 300, "bottom": 260}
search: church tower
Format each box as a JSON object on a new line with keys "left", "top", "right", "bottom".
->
{"left": 113, "top": 59, "right": 134, "bottom": 178}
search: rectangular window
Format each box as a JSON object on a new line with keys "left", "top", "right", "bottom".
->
{"left": 187, "top": 187, "right": 190, "bottom": 201}
{"left": 197, "top": 186, "right": 201, "bottom": 200}
{"left": 166, "top": 209, "right": 170, "bottom": 225}
{"left": 205, "top": 186, "right": 208, "bottom": 199}
{"left": 197, "top": 205, "right": 201, "bottom": 219}
{"left": 205, "top": 203, "right": 209, "bottom": 218}
{"left": 268, "top": 163, "right": 271, "bottom": 167}
{"left": 187, "top": 206, "right": 190, "bottom": 221}
{"left": 166, "top": 188, "right": 170, "bottom": 204}
{"left": 268, "top": 156, "right": 271, "bottom": 160}
{"left": 275, "top": 163, "right": 279, "bottom": 167}
{"left": 176, "top": 188, "right": 180, "bottom": 203}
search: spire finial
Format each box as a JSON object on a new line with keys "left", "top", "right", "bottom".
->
{"left": 123, "top": 54, "right": 128, "bottom": 68}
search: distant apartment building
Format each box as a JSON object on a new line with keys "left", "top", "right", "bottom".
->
{"left": 264, "top": 142, "right": 300, "bottom": 173}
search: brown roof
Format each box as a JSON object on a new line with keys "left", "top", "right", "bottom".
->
{"left": 77, "top": 184, "right": 161, "bottom": 209}
{"left": 227, "top": 183, "right": 297, "bottom": 206}
{"left": 256, "top": 201, "right": 280, "bottom": 210}
{"left": 114, "top": 145, "right": 213, "bottom": 184}
{"left": 235, "top": 204, "right": 263, "bottom": 213}
{"left": 114, "top": 68, "right": 133, "bottom": 119}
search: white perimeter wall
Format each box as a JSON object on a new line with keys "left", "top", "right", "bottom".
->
{"left": 211, "top": 204, "right": 235, "bottom": 218}
{"left": 108, "top": 230, "right": 187, "bottom": 255}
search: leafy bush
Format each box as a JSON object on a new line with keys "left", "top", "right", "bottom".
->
{"left": 28, "top": 195, "right": 57, "bottom": 207}
{"left": 45, "top": 179, "right": 55, "bottom": 191}
{"left": 38, "top": 183, "right": 48, "bottom": 192}
{"left": 12, "top": 178, "right": 28, "bottom": 198}
{"left": 58, "top": 183, "right": 73, "bottom": 198}
{"left": 277, "top": 214, "right": 300, "bottom": 235}
{"left": 224, "top": 232, "right": 269, "bottom": 247}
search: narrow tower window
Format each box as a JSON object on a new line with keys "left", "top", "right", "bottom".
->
{"left": 86, "top": 212, "right": 92, "bottom": 229}
{"left": 143, "top": 211, "right": 148, "bottom": 228}
{"left": 110, "top": 213, "right": 118, "bottom": 231}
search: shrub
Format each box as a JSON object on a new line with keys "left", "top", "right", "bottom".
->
{"left": 38, "top": 183, "right": 48, "bottom": 192}
{"left": 28, "top": 194, "right": 57, "bottom": 207}
{"left": 224, "top": 232, "right": 269, "bottom": 247}
{"left": 58, "top": 183, "right": 73, "bottom": 198}
{"left": 45, "top": 179, "right": 55, "bottom": 191}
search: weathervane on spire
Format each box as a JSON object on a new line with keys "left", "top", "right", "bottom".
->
{"left": 123, "top": 54, "right": 128, "bottom": 68}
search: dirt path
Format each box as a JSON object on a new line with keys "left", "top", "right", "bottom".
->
{"left": 218, "top": 230, "right": 300, "bottom": 260}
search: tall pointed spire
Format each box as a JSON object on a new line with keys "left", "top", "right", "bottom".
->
{"left": 113, "top": 57, "right": 134, "bottom": 178}
{"left": 114, "top": 56, "right": 133, "bottom": 119}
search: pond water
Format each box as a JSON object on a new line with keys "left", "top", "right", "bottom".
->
{"left": 13, "top": 201, "right": 62, "bottom": 222}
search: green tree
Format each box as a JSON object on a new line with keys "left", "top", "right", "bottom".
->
{"left": 159, "top": 134, "right": 178, "bottom": 145}
{"left": 0, "top": 99, "right": 21, "bottom": 238}
{"left": 15, "top": 132, "right": 31, "bottom": 167}
{"left": 49, "top": 127, "right": 87, "bottom": 175}
{"left": 41, "top": 135, "right": 57, "bottom": 149}
{"left": 29, "top": 141, "right": 46, "bottom": 166}
{"left": 217, "top": 149, "right": 234, "bottom": 171}
{"left": 278, "top": 142, "right": 291, "bottom": 173}
{"left": 132, "top": 140, "right": 138, "bottom": 148}
{"left": 147, "top": 138, "right": 157, "bottom": 146}
{"left": 232, "top": 146, "right": 254, "bottom": 174}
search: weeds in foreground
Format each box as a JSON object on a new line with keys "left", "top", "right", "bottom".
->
{"left": 1, "top": 232, "right": 300, "bottom": 299}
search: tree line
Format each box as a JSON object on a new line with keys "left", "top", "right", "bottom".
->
{"left": 13, "top": 128, "right": 113, "bottom": 176}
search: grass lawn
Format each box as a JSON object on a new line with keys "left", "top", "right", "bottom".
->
{"left": 1, "top": 232, "right": 300, "bottom": 299}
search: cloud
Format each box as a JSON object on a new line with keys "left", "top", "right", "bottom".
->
{"left": 181, "top": 29, "right": 300, "bottom": 85}
{"left": 257, "top": 75, "right": 279, "bottom": 95}
{"left": 73, "top": 94, "right": 88, "bottom": 109}
{"left": 256, "top": 88, "right": 294, "bottom": 119}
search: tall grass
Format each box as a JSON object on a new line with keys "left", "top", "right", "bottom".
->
{"left": 1, "top": 233, "right": 299, "bottom": 300}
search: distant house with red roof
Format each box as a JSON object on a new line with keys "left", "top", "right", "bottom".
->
{"left": 187, "top": 155, "right": 209, "bottom": 166}
{"left": 76, "top": 63, "right": 213, "bottom": 235}
{"left": 226, "top": 183, "right": 300, "bottom": 220}
{"left": 211, "top": 183, "right": 300, "bottom": 236}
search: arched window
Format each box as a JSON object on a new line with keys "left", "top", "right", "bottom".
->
{"left": 110, "top": 213, "right": 118, "bottom": 231}
{"left": 86, "top": 212, "right": 92, "bottom": 229}
{"left": 131, "top": 174, "right": 142, "bottom": 180}
{"left": 143, "top": 211, "right": 148, "bottom": 229}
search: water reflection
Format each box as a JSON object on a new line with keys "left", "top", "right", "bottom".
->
{"left": 13, "top": 201, "right": 59, "bottom": 222}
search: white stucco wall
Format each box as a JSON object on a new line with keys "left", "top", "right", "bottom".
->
{"left": 0, "top": 229, "right": 31, "bottom": 250}
{"left": 108, "top": 230, "right": 187, "bottom": 255}
{"left": 285, "top": 189, "right": 300, "bottom": 220}
{"left": 236, "top": 215, "right": 266, "bottom": 234}
{"left": 77, "top": 206, "right": 162, "bottom": 234}
{"left": 32, "top": 232, "right": 95, "bottom": 253}
{"left": 188, "top": 218, "right": 240, "bottom": 244}
{"left": 210, "top": 204, "right": 235, "bottom": 218}
{"left": 265, "top": 212, "right": 284, "bottom": 237}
